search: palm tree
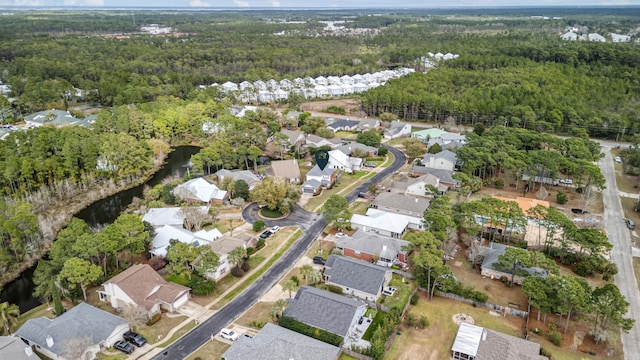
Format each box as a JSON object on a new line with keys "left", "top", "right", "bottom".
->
{"left": 300, "top": 264, "right": 314, "bottom": 285}
{"left": 282, "top": 279, "right": 298, "bottom": 299}
{"left": 308, "top": 270, "right": 322, "bottom": 286}
{"left": 270, "top": 299, "right": 289, "bottom": 321}
{"left": 228, "top": 246, "right": 247, "bottom": 270}
{"left": 0, "top": 301, "right": 20, "bottom": 335}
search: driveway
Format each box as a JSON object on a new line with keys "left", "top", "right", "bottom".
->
{"left": 599, "top": 146, "right": 640, "bottom": 360}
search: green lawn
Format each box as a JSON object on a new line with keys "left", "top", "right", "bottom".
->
{"left": 185, "top": 339, "right": 230, "bottom": 360}
{"left": 13, "top": 303, "right": 52, "bottom": 332}
{"left": 378, "top": 275, "right": 414, "bottom": 311}
{"left": 349, "top": 201, "right": 370, "bottom": 215}
{"left": 362, "top": 308, "right": 387, "bottom": 341}
{"left": 156, "top": 321, "right": 197, "bottom": 348}
{"left": 305, "top": 171, "right": 374, "bottom": 211}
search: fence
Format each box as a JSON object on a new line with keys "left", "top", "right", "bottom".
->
{"left": 341, "top": 348, "right": 373, "bottom": 360}
{"left": 434, "top": 291, "right": 529, "bottom": 318}
{"left": 391, "top": 269, "right": 414, "bottom": 279}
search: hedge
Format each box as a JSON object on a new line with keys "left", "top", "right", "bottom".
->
{"left": 278, "top": 316, "right": 343, "bottom": 346}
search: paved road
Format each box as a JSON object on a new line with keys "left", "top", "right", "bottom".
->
{"left": 242, "top": 204, "right": 320, "bottom": 228}
{"left": 150, "top": 144, "right": 406, "bottom": 360}
{"left": 599, "top": 146, "right": 640, "bottom": 360}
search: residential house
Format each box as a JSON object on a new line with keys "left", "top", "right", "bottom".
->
{"left": 221, "top": 323, "right": 340, "bottom": 360}
{"left": 351, "top": 74, "right": 363, "bottom": 84}
{"left": 315, "top": 85, "right": 329, "bottom": 97}
{"left": 412, "top": 128, "right": 447, "bottom": 142}
{"left": 149, "top": 224, "right": 222, "bottom": 257}
{"left": 350, "top": 208, "right": 423, "bottom": 237}
{"left": 410, "top": 166, "right": 460, "bottom": 188}
{"left": 371, "top": 192, "right": 431, "bottom": 217}
{"left": 323, "top": 255, "right": 392, "bottom": 302}
{"left": 383, "top": 121, "right": 412, "bottom": 139}
{"left": 215, "top": 169, "right": 261, "bottom": 190}
{"left": 367, "top": 82, "right": 381, "bottom": 90}
{"left": 305, "top": 134, "right": 342, "bottom": 149}
{"left": 239, "top": 81, "right": 253, "bottom": 91}
{"left": 340, "top": 75, "right": 353, "bottom": 84}
{"left": 357, "top": 118, "right": 380, "bottom": 132}
{"left": 451, "top": 322, "right": 548, "bottom": 360}
{"left": 327, "top": 84, "right": 343, "bottom": 97}
{"left": 173, "top": 177, "right": 229, "bottom": 204}
{"left": 142, "top": 206, "right": 209, "bottom": 229}
{"left": 16, "top": 303, "right": 129, "bottom": 360}
{"left": 327, "top": 76, "right": 341, "bottom": 85}
{"left": 421, "top": 150, "right": 458, "bottom": 172}
{"left": 327, "top": 119, "right": 359, "bottom": 132}
{"left": 270, "top": 159, "right": 302, "bottom": 183}
{"left": 336, "top": 143, "right": 378, "bottom": 157}
{"left": 304, "top": 165, "right": 337, "bottom": 189}
{"left": 340, "top": 83, "right": 354, "bottom": 95}
{"left": 266, "top": 79, "right": 279, "bottom": 90}
{"left": 413, "top": 128, "right": 466, "bottom": 147}
{"left": 284, "top": 111, "right": 301, "bottom": 126}
{"left": 301, "top": 179, "right": 323, "bottom": 195}
{"left": 611, "top": 33, "right": 631, "bottom": 42}
{"left": 202, "top": 233, "right": 252, "bottom": 280}
{"left": 221, "top": 81, "right": 239, "bottom": 93}
{"left": 560, "top": 31, "right": 578, "bottom": 41}
{"left": 327, "top": 150, "right": 363, "bottom": 173}
{"left": 283, "top": 286, "right": 367, "bottom": 344}
{"left": 491, "top": 196, "right": 553, "bottom": 247}
{"left": 97, "top": 264, "right": 190, "bottom": 317}
{"left": 335, "top": 230, "right": 410, "bottom": 266}
{"left": 315, "top": 76, "right": 328, "bottom": 86}
{"left": 229, "top": 105, "right": 258, "bottom": 118}
{"left": 353, "top": 83, "right": 368, "bottom": 93}
{"left": 279, "top": 129, "right": 306, "bottom": 151}
{"left": 479, "top": 242, "right": 547, "bottom": 285}
{"left": 279, "top": 79, "right": 293, "bottom": 90}
{"left": 0, "top": 336, "right": 38, "bottom": 360}
{"left": 24, "top": 109, "right": 93, "bottom": 128}
{"left": 588, "top": 33, "right": 606, "bottom": 42}
{"left": 253, "top": 80, "right": 267, "bottom": 91}
{"left": 391, "top": 173, "right": 448, "bottom": 197}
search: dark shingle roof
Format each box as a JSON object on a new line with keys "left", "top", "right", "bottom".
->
{"left": 372, "top": 192, "right": 431, "bottom": 214}
{"left": 336, "top": 231, "right": 409, "bottom": 261}
{"left": 283, "top": 286, "right": 366, "bottom": 337}
{"left": 16, "top": 303, "right": 127, "bottom": 357}
{"left": 327, "top": 119, "right": 359, "bottom": 130}
{"left": 221, "top": 323, "right": 340, "bottom": 360}
{"left": 324, "top": 255, "right": 390, "bottom": 297}
{"left": 452, "top": 322, "right": 547, "bottom": 360}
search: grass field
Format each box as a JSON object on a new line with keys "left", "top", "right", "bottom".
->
{"left": 185, "top": 339, "right": 230, "bottom": 360}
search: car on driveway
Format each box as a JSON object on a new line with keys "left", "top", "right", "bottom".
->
{"left": 571, "top": 208, "right": 588, "bottom": 215}
{"left": 313, "top": 256, "right": 326, "bottom": 265}
{"left": 270, "top": 225, "right": 280, "bottom": 234}
{"left": 220, "top": 328, "right": 239, "bottom": 341}
{"left": 123, "top": 331, "right": 147, "bottom": 347}
{"left": 114, "top": 340, "right": 134, "bottom": 354}
{"left": 559, "top": 179, "right": 573, "bottom": 185}
{"left": 626, "top": 219, "right": 635, "bottom": 230}
{"left": 615, "top": 156, "right": 622, "bottom": 163}
{"left": 335, "top": 232, "right": 346, "bottom": 238}
{"left": 364, "top": 162, "right": 376, "bottom": 168}
{"left": 259, "top": 230, "right": 272, "bottom": 239}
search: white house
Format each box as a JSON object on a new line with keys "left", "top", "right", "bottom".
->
{"left": 560, "top": 31, "right": 578, "bottom": 41}
{"left": 328, "top": 150, "right": 363, "bottom": 173}
{"left": 327, "top": 76, "right": 341, "bottom": 85}
{"left": 350, "top": 208, "right": 423, "bottom": 238}
{"left": 588, "top": 33, "right": 606, "bottom": 42}
{"left": 421, "top": 150, "right": 458, "bottom": 172}
{"left": 384, "top": 121, "right": 412, "bottom": 139}
{"left": 253, "top": 80, "right": 267, "bottom": 91}
{"left": 327, "top": 84, "right": 343, "bottom": 97}
{"left": 340, "top": 83, "right": 354, "bottom": 95}
{"left": 97, "top": 264, "right": 190, "bottom": 317}
{"left": 315, "top": 76, "right": 328, "bottom": 86}
{"left": 239, "top": 81, "right": 253, "bottom": 90}
{"left": 391, "top": 173, "right": 448, "bottom": 197}
{"left": 173, "top": 177, "right": 229, "bottom": 204}
{"left": 340, "top": 75, "right": 353, "bottom": 84}
{"left": 315, "top": 85, "right": 329, "bottom": 97}
{"left": 149, "top": 224, "right": 222, "bottom": 257}
{"left": 221, "top": 81, "right": 239, "bottom": 92}
{"left": 266, "top": 79, "right": 279, "bottom": 90}
{"left": 351, "top": 74, "right": 363, "bottom": 84}
{"left": 16, "top": 303, "right": 129, "bottom": 360}
{"left": 353, "top": 83, "right": 368, "bottom": 93}
{"left": 142, "top": 206, "right": 209, "bottom": 229}
{"left": 611, "top": 33, "right": 631, "bottom": 42}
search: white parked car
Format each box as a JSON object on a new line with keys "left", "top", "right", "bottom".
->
{"left": 270, "top": 225, "right": 281, "bottom": 233}
{"left": 220, "top": 328, "right": 238, "bottom": 341}
{"left": 559, "top": 179, "right": 573, "bottom": 185}
{"left": 615, "top": 156, "right": 622, "bottom": 163}
{"left": 335, "top": 232, "right": 346, "bottom": 238}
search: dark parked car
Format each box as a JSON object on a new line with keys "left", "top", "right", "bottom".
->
{"left": 313, "top": 256, "right": 326, "bottom": 265}
{"left": 123, "top": 331, "right": 147, "bottom": 347}
{"left": 260, "top": 230, "right": 272, "bottom": 239}
{"left": 364, "top": 162, "right": 376, "bottom": 168}
{"left": 114, "top": 340, "right": 134, "bottom": 354}
{"left": 571, "top": 208, "right": 589, "bottom": 215}
{"left": 626, "top": 219, "right": 635, "bottom": 230}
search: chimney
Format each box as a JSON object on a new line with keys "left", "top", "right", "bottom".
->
{"left": 382, "top": 245, "right": 387, "bottom": 252}
{"left": 46, "top": 336, "right": 54, "bottom": 348}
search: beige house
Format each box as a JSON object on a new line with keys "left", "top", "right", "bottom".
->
{"left": 97, "top": 264, "right": 191, "bottom": 317}
{"left": 201, "top": 233, "right": 252, "bottom": 280}
{"left": 390, "top": 173, "right": 448, "bottom": 198}
{"left": 270, "top": 159, "right": 302, "bottom": 183}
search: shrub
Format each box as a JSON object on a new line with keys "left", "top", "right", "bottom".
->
{"left": 147, "top": 312, "right": 162, "bottom": 326}
{"left": 250, "top": 320, "right": 266, "bottom": 328}
{"left": 231, "top": 267, "right": 245, "bottom": 277}
{"left": 548, "top": 331, "right": 563, "bottom": 346}
{"left": 188, "top": 277, "right": 216, "bottom": 295}
{"left": 531, "top": 327, "right": 543, "bottom": 335}
{"left": 547, "top": 323, "right": 558, "bottom": 331}
{"left": 326, "top": 284, "right": 344, "bottom": 294}
{"left": 256, "top": 238, "right": 266, "bottom": 250}
{"left": 540, "top": 347, "right": 552, "bottom": 357}
{"left": 291, "top": 275, "right": 300, "bottom": 286}
{"left": 556, "top": 190, "right": 568, "bottom": 204}
{"left": 246, "top": 247, "right": 255, "bottom": 255}
{"left": 149, "top": 256, "right": 167, "bottom": 270}
{"left": 377, "top": 147, "right": 388, "bottom": 156}
{"left": 279, "top": 316, "right": 342, "bottom": 346}
{"left": 410, "top": 292, "right": 419, "bottom": 305}
{"left": 419, "top": 316, "right": 429, "bottom": 329}
{"left": 494, "top": 178, "right": 504, "bottom": 188}
{"left": 574, "top": 258, "right": 595, "bottom": 276}
{"left": 253, "top": 220, "right": 265, "bottom": 232}
{"left": 322, "top": 105, "right": 346, "bottom": 115}
{"left": 406, "top": 313, "right": 418, "bottom": 327}
{"left": 241, "top": 261, "right": 251, "bottom": 272}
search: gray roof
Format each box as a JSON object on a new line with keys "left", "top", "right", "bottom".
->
{"left": 358, "top": 118, "right": 379, "bottom": 130}
{"left": 452, "top": 322, "right": 547, "bottom": 360}
{"left": 391, "top": 173, "right": 440, "bottom": 191}
{"left": 480, "top": 243, "right": 546, "bottom": 277}
{"left": 324, "top": 255, "right": 391, "bottom": 297}
{"left": 284, "top": 286, "right": 366, "bottom": 337}
{"left": 307, "top": 165, "right": 336, "bottom": 178}
{"left": 336, "top": 143, "right": 377, "bottom": 156}
{"left": 372, "top": 192, "right": 431, "bottom": 214}
{"left": 16, "top": 303, "right": 127, "bottom": 357}
{"left": 221, "top": 323, "right": 340, "bottom": 360}
{"left": 0, "top": 336, "right": 37, "bottom": 359}
{"left": 411, "top": 167, "right": 459, "bottom": 186}
{"left": 215, "top": 169, "right": 261, "bottom": 185}
{"left": 302, "top": 179, "right": 322, "bottom": 190}
{"left": 328, "top": 119, "right": 359, "bottom": 130}
{"left": 385, "top": 121, "right": 408, "bottom": 135}
{"left": 422, "top": 150, "right": 457, "bottom": 164}
{"left": 336, "top": 231, "right": 410, "bottom": 261}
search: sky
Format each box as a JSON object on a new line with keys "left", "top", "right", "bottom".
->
{"left": 0, "top": 0, "right": 637, "bottom": 8}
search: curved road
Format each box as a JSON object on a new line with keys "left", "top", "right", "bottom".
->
{"left": 150, "top": 144, "right": 406, "bottom": 360}
{"left": 600, "top": 147, "right": 640, "bottom": 360}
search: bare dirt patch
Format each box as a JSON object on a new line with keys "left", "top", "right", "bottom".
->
{"left": 300, "top": 98, "right": 363, "bottom": 116}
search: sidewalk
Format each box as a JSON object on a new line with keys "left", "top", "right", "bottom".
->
{"left": 135, "top": 227, "right": 300, "bottom": 360}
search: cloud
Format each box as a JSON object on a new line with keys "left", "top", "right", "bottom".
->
{"left": 63, "top": 0, "right": 105, "bottom": 5}
{"left": 189, "top": 0, "right": 213, "bottom": 6}
{"left": 269, "top": 0, "right": 280, "bottom": 6}
{"left": 13, "top": 0, "right": 46, "bottom": 5}
{"left": 233, "top": 0, "right": 250, "bottom": 6}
